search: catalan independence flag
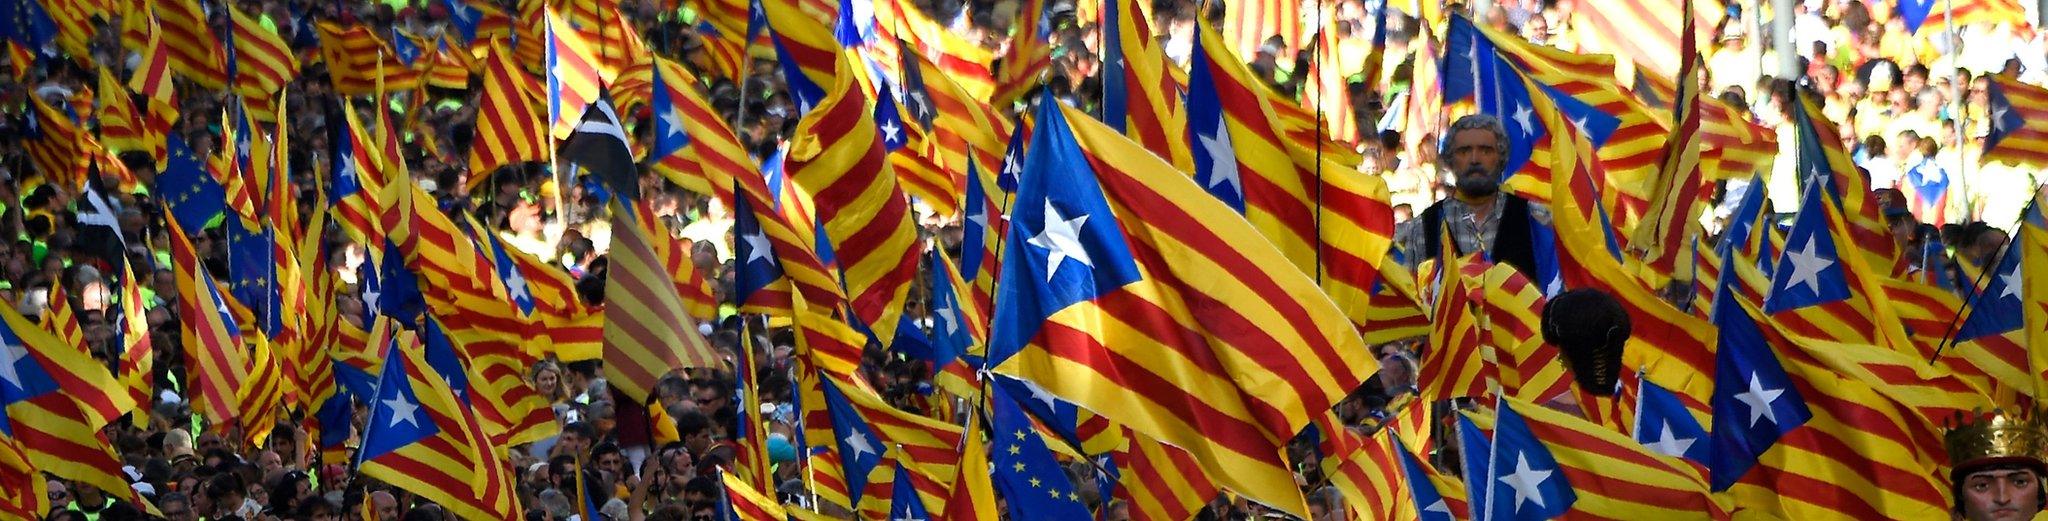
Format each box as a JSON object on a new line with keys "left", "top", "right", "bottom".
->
{"left": 467, "top": 38, "right": 547, "bottom": 182}
{"left": 0, "top": 303, "right": 152, "bottom": 514}
{"left": 165, "top": 214, "right": 251, "bottom": 428}
{"left": 988, "top": 95, "right": 1375, "bottom": 517}
{"left": 601, "top": 196, "right": 720, "bottom": 401}
{"left": 1100, "top": 0, "right": 1190, "bottom": 172}
{"left": 785, "top": 55, "right": 923, "bottom": 348}
{"left": 1490, "top": 395, "right": 1727, "bottom": 519}
{"left": 356, "top": 328, "right": 521, "bottom": 520}
{"left": 719, "top": 467, "right": 789, "bottom": 520}
{"left": 1629, "top": 0, "right": 1708, "bottom": 286}
{"left": 545, "top": 8, "right": 606, "bottom": 139}
{"left": 1982, "top": 74, "right": 2048, "bottom": 168}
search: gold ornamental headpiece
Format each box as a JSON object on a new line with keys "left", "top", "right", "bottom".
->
{"left": 1945, "top": 409, "right": 2048, "bottom": 477}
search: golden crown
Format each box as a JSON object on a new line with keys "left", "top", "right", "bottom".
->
{"left": 1945, "top": 409, "right": 2048, "bottom": 472}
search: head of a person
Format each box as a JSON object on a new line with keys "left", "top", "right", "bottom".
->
{"left": 1540, "top": 289, "right": 1632, "bottom": 395}
{"left": 677, "top": 411, "right": 716, "bottom": 456}
{"left": 1438, "top": 114, "right": 1510, "bottom": 199}
{"left": 370, "top": 489, "right": 400, "bottom": 520}
{"left": 158, "top": 492, "right": 195, "bottom": 521}
{"left": 201, "top": 473, "right": 245, "bottom": 517}
{"left": 1947, "top": 411, "right": 2048, "bottom": 521}
{"left": 592, "top": 442, "right": 626, "bottom": 480}
{"left": 558, "top": 421, "right": 596, "bottom": 456}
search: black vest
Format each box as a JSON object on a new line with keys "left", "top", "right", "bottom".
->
{"left": 1419, "top": 195, "right": 1539, "bottom": 278}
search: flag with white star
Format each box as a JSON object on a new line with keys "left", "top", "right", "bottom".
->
{"left": 1441, "top": 15, "right": 1620, "bottom": 188}
{"left": 886, "top": 461, "right": 933, "bottom": 521}
{"left": 1632, "top": 376, "right": 1709, "bottom": 463}
{"left": 1956, "top": 214, "right": 2027, "bottom": 342}
{"left": 1454, "top": 411, "right": 1493, "bottom": 519}
{"left": 731, "top": 184, "right": 784, "bottom": 308}
{"left": 1393, "top": 436, "right": 1462, "bottom": 521}
{"left": 1982, "top": 74, "right": 2048, "bottom": 168}
{"left": 1707, "top": 269, "right": 1809, "bottom": 491}
{"left": 1485, "top": 399, "right": 1576, "bottom": 521}
{"left": 355, "top": 326, "right": 521, "bottom": 520}
{"left": 873, "top": 86, "right": 910, "bottom": 152}
{"left": 987, "top": 379, "right": 1091, "bottom": 520}
{"left": 1763, "top": 177, "right": 1852, "bottom": 313}
{"left": 1184, "top": 26, "right": 1244, "bottom": 211}
{"left": 818, "top": 376, "right": 886, "bottom": 505}
{"left": 650, "top": 60, "right": 692, "bottom": 159}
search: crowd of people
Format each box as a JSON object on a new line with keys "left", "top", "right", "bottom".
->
{"left": 1, "top": 0, "right": 2045, "bottom": 517}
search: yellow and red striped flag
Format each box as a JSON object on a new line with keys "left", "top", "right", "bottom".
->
{"left": 942, "top": 413, "right": 997, "bottom": 521}
{"left": 1982, "top": 74, "right": 2048, "bottom": 168}
{"left": 1110, "top": 426, "right": 1223, "bottom": 521}
{"left": 785, "top": 55, "right": 923, "bottom": 347}
{"left": 467, "top": 38, "right": 548, "bottom": 179}
{"left": 1218, "top": 0, "right": 1300, "bottom": 61}
{"left": 1629, "top": 1, "right": 1708, "bottom": 286}
{"left": 988, "top": 0, "right": 1051, "bottom": 108}
{"left": 1497, "top": 394, "right": 1731, "bottom": 518}
{"left": 1475, "top": 262, "right": 1572, "bottom": 403}
{"left": 356, "top": 326, "right": 523, "bottom": 521}
{"left": 224, "top": 4, "right": 299, "bottom": 97}
{"left": 545, "top": 8, "right": 607, "bottom": 139}
{"left": 114, "top": 262, "right": 154, "bottom": 423}
{"left": 23, "top": 96, "right": 95, "bottom": 190}
{"left": 97, "top": 66, "right": 162, "bottom": 166}
{"left": 166, "top": 215, "right": 251, "bottom": 427}
{"left": 0, "top": 304, "right": 153, "bottom": 514}
{"left": 989, "top": 98, "right": 1376, "bottom": 517}
{"left": 721, "top": 468, "right": 790, "bottom": 520}
{"left": 1419, "top": 248, "right": 1496, "bottom": 402}
{"left": 151, "top": 0, "right": 228, "bottom": 89}
{"left": 316, "top": 23, "right": 420, "bottom": 95}
{"left": 872, "top": 0, "right": 994, "bottom": 99}
{"left": 601, "top": 199, "right": 720, "bottom": 402}
{"left": 1565, "top": 0, "right": 1718, "bottom": 84}
{"left": 1315, "top": 420, "right": 1416, "bottom": 520}
{"left": 1102, "top": 0, "right": 1191, "bottom": 172}
{"left": 37, "top": 283, "right": 83, "bottom": 356}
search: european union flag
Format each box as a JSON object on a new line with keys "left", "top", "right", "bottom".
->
{"left": 335, "top": 359, "right": 378, "bottom": 406}
{"left": 651, "top": 63, "right": 691, "bottom": 159}
{"left": 357, "top": 336, "right": 441, "bottom": 463}
{"left": 1633, "top": 376, "right": 1709, "bottom": 463}
{"left": 818, "top": 376, "right": 884, "bottom": 504}
{"left": 887, "top": 461, "right": 932, "bottom": 521}
{"left": 158, "top": 136, "right": 229, "bottom": 232}
{"left": 314, "top": 384, "right": 356, "bottom": 451}
{"left": 1707, "top": 268, "right": 1809, "bottom": 491}
{"left": 993, "top": 374, "right": 1079, "bottom": 444}
{"left": 1185, "top": 29, "right": 1244, "bottom": 211}
{"left": 987, "top": 380, "right": 1091, "bottom": 520}
{"left": 1455, "top": 412, "right": 1493, "bottom": 521}
{"left": 1486, "top": 401, "right": 1576, "bottom": 521}
{"left": 987, "top": 96, "right": 1144, "bottom": 365}
{"left": 222, "top": 219, "right": 284, "bottom": 336}
{"left": 1, "top": 0, "right": 59, "bottom": 58}
{"left": 1957, "top": 220, "right": 2026, "bottom": 341}
{"left": 1393, "top": 437, "right": 1456, "bottom": 521}
{"left": 0, "top": 316, "right": 62, "bottom": 436}
{"left": 1763, "top": 177, "right": 1851, "bottom": 313}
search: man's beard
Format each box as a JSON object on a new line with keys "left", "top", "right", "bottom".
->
{"left": 1454, "top": 166, "right": 1500, "bottom": 198}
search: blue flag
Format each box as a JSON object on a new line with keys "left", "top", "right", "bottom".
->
{"left": 887, "top": 461, "right": 932, "bottom": 521}
{"left": 987, "top": 380, "right": 1092, "bottom": 520}
{"left": 818, "top": 376, "right": 884, "bottom": 504}
{"left": 1456, "top": 412, "right": 1493, "bottom": 521}
{"left": 650, "top": 62, "right": 692, "bottom": 159}
{"left": 1763, "top": 176, "right": 1852, "bottom": 313}
{"left": 1184, "top": 27, "right": 1245, "bottom": 211}
{"left": 158, "top": 136, "right": 229, "bottom": 232}
{"left": 1957, "top": 211, "right": 2028, "bottom": 341}
{"left": 1393, "top": 437, "right": 1457, "bottom": 521}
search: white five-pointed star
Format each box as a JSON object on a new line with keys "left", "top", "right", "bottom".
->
{"left": 450, "top": 3, "right": 475, "bottom": 22}
{"left": 1511, "top": 105, "right": 1535, "bottom": 136}
{"left": 1643, "top": 420, "right": 1697, "bottom": 458}
{"left": 505, "top": 269, "right": 531, "bottom": 302}
{"left": 363, "top": 286, "right": 383, "bottom": 315}
{"left": 661, "top": 106, "right": 685, "bottom": 139}
{"left": 1734, "top": 373, "right": 1788, "bottom": 427}
{"left": 0, "top": 341, "right": 28, "bottom": 389}
{"left": 893, "top": 512, "right": 924, "bottom": 521}
{"left": 965, "top": 203, "right": 989, "bottom": 231}
{"left": 1025, "top": 380, "right": 1058, "bottom": 410}
{"left": 881, "top": 120, "right": 902, "bottom": 143}
{"left": 1782, "top": 235, "right": 1835, "bottom": 296}
{"left": 382, "top": 394, "right": 421, "bottom": 428}
{"left": 1570, "top": 116, "right": 1589, "bottom": 136}
{"left": 1028, "top": 201, "right": 1094, "bottom": 282}
{"left": 844, "top": 431, "right": 877, "bottom": 461}
{"left": 1497, "top": 452, "right": 1556, "bottom": 511}
{"left": 742, "top": 231, "right": 777, "bottom": 266}
{"left": 1993, "top": 107, "right": 2012, "bottom": 132}
{"left": 1002, "top": 153, "right": 1021, "bottom": 179}
{"left": 1424, "top": 499, "right": 1450, "bottom": 514}
{"left": 933, "top": 301, "right": 959, "bottom": 335}
{"left": 1198, "top": 116, "right": 1242, "bottom": 197}
{"left": 2000, "top": 261, "right": 2023, "bottom": 300}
